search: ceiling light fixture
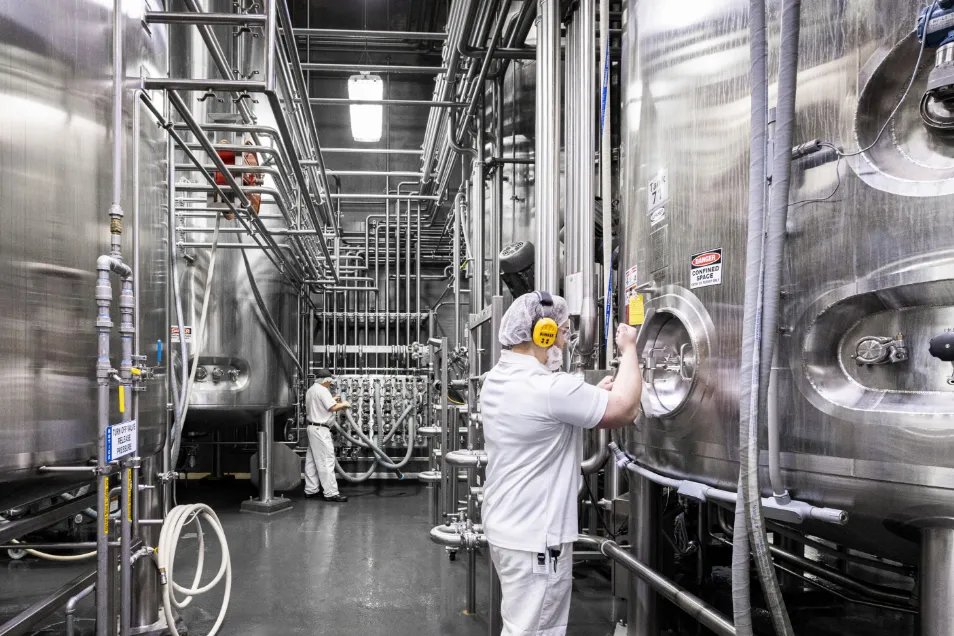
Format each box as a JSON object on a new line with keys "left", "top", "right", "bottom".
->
{"left": 348, "top": 73, "right": 383, "bottom": 142}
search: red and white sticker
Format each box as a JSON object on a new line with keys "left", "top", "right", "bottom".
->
{"left": 689, "top": 248, "right": 722, "bottom": 289}
{"left": 170, "top": 325, "right": 193, "bottom": 344}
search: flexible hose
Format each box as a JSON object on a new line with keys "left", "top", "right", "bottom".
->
{"left": 170, "top": 200, "right": 189, "bottom": 422}
{"left": 171, "top": 212, "right": 222, "bottom": 466}
{"left": 744, "top": 1, "right": 801, "bottom": 634}
{"left": 156, "top": 503, "right": 231, "bottom": 636}
{"left": 733, "top": 1, "right": 769, "bottom": 634}
{"left": 9, "top": 539, "right": 95, "bottom": 562}
{"left": 240, "top": 248, "right": 303, "bottom": 376}
{"left": 341, "top": 412, "right": 414, "bottom": 475}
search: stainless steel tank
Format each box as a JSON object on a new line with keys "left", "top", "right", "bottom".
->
{"left": 172, "top": 0, "right": 298, "bottom": 423}
{"left": 621, "top": 0, "right": 954, "bottom": 563}
{"left": 0, "top": 0, "right": 169, "bottom": 510}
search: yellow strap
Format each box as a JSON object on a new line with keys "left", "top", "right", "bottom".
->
{"left": 103, "top": 477, "right": 110, "bottom": 535}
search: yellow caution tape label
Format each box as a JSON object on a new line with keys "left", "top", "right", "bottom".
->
{"left": 103, "top": 477, "right": 110, "bottom": 535}
{"left": 127, "top": 468, "right": 133, "bottom": 522}
{"left": 628, "top": 294, "right": 645, "bottom": 326}
{"left": 118, "top": 385, "right": 125, "bottom": 414}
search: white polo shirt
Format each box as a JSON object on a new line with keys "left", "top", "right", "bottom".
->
{"left": 479, "top": 350, "right": 609, "bottom": 553}
{"left": 305, "top": 382, "right": 337, "bottom": 424}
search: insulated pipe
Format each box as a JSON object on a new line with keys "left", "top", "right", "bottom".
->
{"left": 742, "top": 1, "right": 801, "bottom": 635}
{"left": 535, "top": 0, "right": 562, "bottom": 293}
{"left": 734, "top": 1, "right": 770, "bottom": 634}
{"left": 760, "top": 0, "right": 801, "bottom": 504}
{"left": 576, "top": 535, "right": 736, "bottom": 636}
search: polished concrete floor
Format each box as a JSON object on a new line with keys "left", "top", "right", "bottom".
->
{"left": 1, "top": 479, "right": 620, "bottom": 636}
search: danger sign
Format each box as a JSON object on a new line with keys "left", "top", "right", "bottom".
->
{"left": 689, "top": 248, "right": 722, "bottom": 289}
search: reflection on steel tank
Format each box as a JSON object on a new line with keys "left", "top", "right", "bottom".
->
{"left": 0, "top": 0, "right": 168, "bottom": 510}
{"left": 620, "top": 0, "right": 954, "bottom": 564}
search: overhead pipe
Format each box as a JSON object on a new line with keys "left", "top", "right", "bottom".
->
{"left": 293, "top": 28, "right": 448, "bottom": 41}
{"left": 300, "top": 62, "right": 447, "bottom": 74}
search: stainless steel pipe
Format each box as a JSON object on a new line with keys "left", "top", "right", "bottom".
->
{"left": 576, "top": 534, "right": 736, "bottom": 636}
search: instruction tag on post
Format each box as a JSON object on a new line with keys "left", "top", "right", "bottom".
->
{"left": 106, "top": 420, "right": 138, "bottom": 463}
{"left": 627, "top": 294, "right": 645, "bottom": 326}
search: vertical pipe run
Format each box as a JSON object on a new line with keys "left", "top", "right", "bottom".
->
{"left": 920, "top": 527, "right": 954, "bottom": 636}
{"left": 258, "top": 410, "right": 274, "bottom": 504}
{"left": 535, "top": 0, "right": 562, "bottom": 293}
{"left": 628, "top": 477, "right": 659, "bottom": 636}
{"left": 453, "top": 192, "right": 464, "bottom": 350}
{"left": 599, "top": 0, "right": 613, "bottom": 363}
{"left": 577, "top": 0, "right": 597, "bottom": 362}
{"left": 492, "top": 77, "right": 504, "bottom": 297}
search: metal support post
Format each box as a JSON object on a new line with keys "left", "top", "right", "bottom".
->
{"left": 241, "top": 410, "right": 293, "bottom": 514}
{"left": 628, "top": 478, "right": 659, "bottom": 636}
{"left": 920, "top": 527, "right": 954, "bottom": 636}
{"left": 489, "top": 553, "right": 503, "bottom": 636}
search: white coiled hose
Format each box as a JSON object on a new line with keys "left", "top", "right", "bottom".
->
{"left": 156, "top": 504, "right": 231, "bottom": 636}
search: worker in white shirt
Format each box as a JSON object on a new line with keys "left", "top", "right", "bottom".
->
{"left": 480, "top": 291, "right": 642, "bottom": 636}
{"left": 304, "top": 369, "right": 351, "bottom": 503}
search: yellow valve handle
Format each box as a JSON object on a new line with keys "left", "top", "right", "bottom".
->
{"left": 118, "top": 385, "right": 125, "bottom": 414}
{"left": 131, "top": 368, "right": 142, "bottom": 377}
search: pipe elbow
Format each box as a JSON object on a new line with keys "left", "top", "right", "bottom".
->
{"left": 429, "top": 524, "right": 464, "bottom": 547}
{"left": 444, "top": 449, "right": 487, "bottom": 468}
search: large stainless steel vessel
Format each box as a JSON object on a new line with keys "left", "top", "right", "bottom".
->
{"left": 621, "top": 0, "right": 954, "bottom": 563}
{"left": 172, "top": 0, "right": 298, "bottom": 421}
{"left": 0, "top": 0, "right": 169, "bottom": 509}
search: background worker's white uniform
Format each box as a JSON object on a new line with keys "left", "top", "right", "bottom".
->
{"left": 480, "top": 350, "right": 609, "bottom": 636}
{"left": 304, "top": 382, "right": 341, "bottom": 498}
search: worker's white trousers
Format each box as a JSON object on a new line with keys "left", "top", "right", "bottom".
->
{"left": 304, "top": 424, "right": 340, "bottom": 497}
{"left": 490, "top": 543, "right": 573, "bottom": 636}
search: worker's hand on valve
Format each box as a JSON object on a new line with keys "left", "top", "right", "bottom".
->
{"left": 615, "top": 324, "right": 638, "bottom": 353}
{"left": 339, "top": 401, "right": 352, "bottom": 409}
{"left": 597, "top": 376, "right": 615, "bottom": 391}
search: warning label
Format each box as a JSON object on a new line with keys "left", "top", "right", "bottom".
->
{"left": 170, "top": 325, "right": 193, "bottom": 344}
{"left": 689, "top": 248, "right": 722, "bottom": 289}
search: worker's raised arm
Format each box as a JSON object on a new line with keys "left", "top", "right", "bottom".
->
{"left": 597, "top": 324, "right": 642, "bottom": 429}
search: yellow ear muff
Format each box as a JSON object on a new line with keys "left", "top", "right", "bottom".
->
{"left": 532, "top": 317, "right": 559, "bottom": 348}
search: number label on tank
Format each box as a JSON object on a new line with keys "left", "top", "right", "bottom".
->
{"left": 689, "top": 248, "right": 723, "bottom": 289}
{"left": 648, "top": 169, "right": 669, "bottom": 211}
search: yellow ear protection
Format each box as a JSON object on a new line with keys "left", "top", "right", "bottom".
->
{"left": 532, "top": 291, "right": 560, "bottom": 348}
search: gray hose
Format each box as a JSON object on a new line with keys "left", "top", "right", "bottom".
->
{"left": 745, "top": 1, "right": 801, "bottom": 634}
{"left": 334, "top": 457, "right": 378, "bottom": 482}
{"left": 340, "top": 412, "right": 413, "bottom": 476}
{"left": 733, "top": 0, "right": 769, "bottom": 633}
{"left": 240, "top": 248, "right": 303, "bottom": 377}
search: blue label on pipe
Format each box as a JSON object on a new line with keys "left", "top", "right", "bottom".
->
{"left": 600, "top": 44, "right": 610, "bottom": 132}
{"left": 157, "top": 339, "right": 162, "bottom": 363}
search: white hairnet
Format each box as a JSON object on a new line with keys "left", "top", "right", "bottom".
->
{"left": 498, "top": 292, "right": 570, "bottom": 346}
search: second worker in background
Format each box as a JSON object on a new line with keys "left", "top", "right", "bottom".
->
{"left": 304, "top": 369, "right": 351, "bottom": 503}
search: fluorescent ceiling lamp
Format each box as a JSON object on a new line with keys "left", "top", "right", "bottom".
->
{"left": 348, "top": 73, "right": 384, "bottom": 142}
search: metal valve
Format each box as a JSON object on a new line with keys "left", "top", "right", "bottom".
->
{"left": 853, "top": 334, "right": 908, "bottom": 366}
